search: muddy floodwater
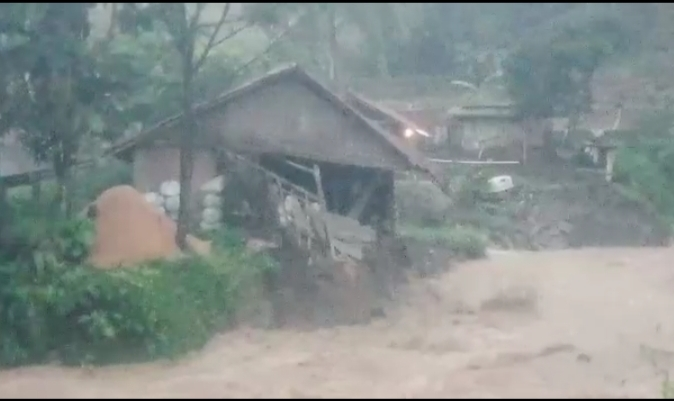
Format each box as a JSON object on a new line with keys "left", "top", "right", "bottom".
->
{"left": 2, "top": 247, "right": 674, "bottom": 398}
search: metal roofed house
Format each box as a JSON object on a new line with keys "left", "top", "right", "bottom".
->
{"left": 444, "top": 86, "right": 545, "bottom": 161}
{"left": 108, "top": 63, "right": 440, "bottom": 262}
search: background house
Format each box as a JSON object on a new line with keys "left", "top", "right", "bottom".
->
{"left": 444, "top": 88, "right": 533, "bottom": 161}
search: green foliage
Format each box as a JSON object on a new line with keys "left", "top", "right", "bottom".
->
{"left": 395, "top": 179, "right": 452, "bottom": 228}
{"left": 0, "top": 3, "right": 172, "bottom": 217}
{"left": 505, "top": 17, "right": 627, "bottom": 120}
{"left": 384, "top": 18, "right": 456, "bottom": 77}
{"left": 613, "top": 109, "right": 674, "bottom": 224}
{"left": 0, "top": 254, "right": 259, "bottom": 366}
{"left": 663, "top": 373, "right": 674, "bottom": 399}
{"left": 0, "top": 197, "right": 275, "bottom": 367}
{"left": 453, "top": 168, "right": 493, "bottom": 207}
{"left": 400, "top": 224, "right": 488, "bottom": 260}
{"left": 69, "top": 159, "right": 133, "bottom": 211}
{"left": 8, "top": 158, "right": 132, "bottom": 214}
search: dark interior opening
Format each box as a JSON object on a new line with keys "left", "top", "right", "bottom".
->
{"left": 258, "top": 154, "right": 390, "bottom": 227}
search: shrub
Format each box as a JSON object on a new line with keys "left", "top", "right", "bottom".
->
{"left": 396, "top": 179, "right": 452, "bottom": 227}
{"left": 70, "top": 158, "right": 133, "bottom": 210}
{"left": 6, "top": 158, "right": 133, "bottom": 224}
{"left": 453, "top": 168, "right": 492, "bottom": 207}
{"left": 400, "top": 224, "right": 488, "bottom": 260}
{"left": 0, "top": 200, "right": 276, "bottom": 367}
{"left": 613, "top": 109, "right": 674, "bottom": 225}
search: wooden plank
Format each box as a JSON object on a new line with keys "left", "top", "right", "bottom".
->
{"left": 311, "top": 163, "right": 335, "bottom": 258}
{"left": 321, "top": 212, "right": 376, "bottom": 243}
{"left": 228, "top": 152, "right": 320, "bottom": 203}
{"left": 285, "top": 159, "right": 314, "bottom": 175}
{"left": 312, "top": 164, "right": 328, "bottom": 209}
{"left": 331, "top": 238, "right": 364, "bottom": 260}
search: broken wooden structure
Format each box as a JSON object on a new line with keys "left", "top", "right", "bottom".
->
{"left": 110, "top": 64, "right": 439, "bottom": 263}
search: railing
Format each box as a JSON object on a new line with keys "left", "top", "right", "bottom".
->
{"left": 226, "top": 152, "right": 373, "bottom": 261}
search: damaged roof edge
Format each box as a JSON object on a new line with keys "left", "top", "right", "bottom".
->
{"left": 107, "top": 64, "right": 442, "bottom": 185}
{"left": 345, "top": 91, "right": 426, "bottom": 134}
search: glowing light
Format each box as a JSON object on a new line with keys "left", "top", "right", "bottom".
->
{"left": 404, "top": 128, "right": 415, "bottom": 138}
{"left": 415, "top": 129, "right": 431, "bottom": 138}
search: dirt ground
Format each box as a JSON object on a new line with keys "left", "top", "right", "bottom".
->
{"left": 2, "top": 247, "right": 674, "bottom": 398}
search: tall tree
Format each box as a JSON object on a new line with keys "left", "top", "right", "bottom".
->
{"left": 0, "top": 3, "right": 130, "bottom": 215}
{"left": 244, "top": 3, "right": 402, "bottom": 81}
{"left": 126, "top": 3, "right": 248, "bottom": 249}
{"left": 505, "top": 18, "right": 628, "bottom": 129}
{"left": 504, "top": 18, "right": 627, "bottom": 161}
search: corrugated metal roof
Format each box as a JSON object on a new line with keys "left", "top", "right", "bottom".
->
{"left": 459, "top": 84, "right": 513, "bottom": 108}
{"left": 109, "top": 64, "right": 438, "bottom": 180}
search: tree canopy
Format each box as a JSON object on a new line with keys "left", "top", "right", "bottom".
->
{"left": 504, "top": 18, "right": 628, "bottom": 123}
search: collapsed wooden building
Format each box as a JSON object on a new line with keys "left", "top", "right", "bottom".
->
{"left": 109, "top": 64, "right": 438, "bottom": 262}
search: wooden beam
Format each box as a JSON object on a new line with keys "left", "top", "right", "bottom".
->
{"left": 285, "top": 159, "right": 314, "bottom": 175}
{"left": 227, "top": 151, "right": 320, "bottom": 203}
{"left": 312, "top": 164, "right": 328, "bottom": 209}
{"left": 311, "top": 163, "right": 335, "bottom": 258}
{"left": 429, "top": 158, "right": 521, "bottom": 165}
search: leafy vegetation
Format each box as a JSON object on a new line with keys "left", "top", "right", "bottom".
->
{"left": 0, "top": 196, "right": 276, "bottom": 367}
{"left": 504, "top": 18, "right": 627, "bottom": 125}
{"left": 400, "top": 224, "right": 488, "bottom": 260}
{"left": 613, "top": 109, "right": 674, "bottom": 228}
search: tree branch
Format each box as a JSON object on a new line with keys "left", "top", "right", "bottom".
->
{"left": 188, "top": 3, "right": 206, "bottom": 32}
{"left": 210, "top": 22, "right": 249, "bottom": 48}
{"left": 193, "top": 3, "right": 231, "bottom": 72}
{"left": 105, "top": 3, "right": 118, "bottom": 42}
{"left": 230, "top": 11, "right": 309, "bottom": 78}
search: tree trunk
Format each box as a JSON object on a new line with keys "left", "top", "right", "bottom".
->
{"left": 0, "top": 178, "right": 8, "bottom": 250}
{"left": 175, "top": 65, "right": 196, "bottom": 251}
{"left": 63, "top": 166, "right": 74, "bottom": 218}
{"left": 326, "top": 8, "right": 342, "bottom": 90}
{"left": 52, "top": 155, "right": 67, "bottom": 217}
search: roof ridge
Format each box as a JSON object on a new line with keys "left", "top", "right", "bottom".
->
{"left": 107, "top": 64, "right": 439, "bottom": 184}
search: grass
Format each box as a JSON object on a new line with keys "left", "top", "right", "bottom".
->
{"left": 400, "top": 223, "right": 488, "bottom": 260}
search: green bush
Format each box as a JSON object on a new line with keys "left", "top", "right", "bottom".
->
{"left": 0, "top": 200, "right": 275, "bottom": 367}
{"left": 453, "top": 168, "right": 492, "bottom": 207}
{"left": 395, "top": 179, "right": 452, "bottom": 227}
{"left": 7, "top": 158, "right": 132, "bottom": 213}
{"left": 613, "top": 109, "right": 674, "bottom": 226}
{"left": 70, "top": 158, "right": 133, "bottom": 210}
{"left": 400, "top": 224, "right": 488, "bottom": 260}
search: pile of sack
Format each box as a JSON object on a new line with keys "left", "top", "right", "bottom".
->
{"left": 144, "top": 180, "right": 181, "bottom": 220}
{"left": 199, "top": 176, "right": 224, "bottom": 232}
{"left": 143, "top": 176, "right": 225, "bottom": 232}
